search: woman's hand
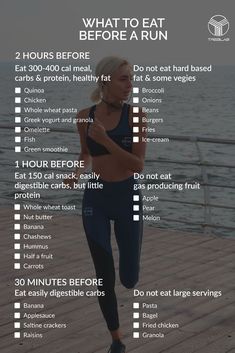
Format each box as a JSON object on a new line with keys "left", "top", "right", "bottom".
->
{"left": 63, "top": 176, "right": 78, "bottom": 189}
{"left": 88, "top": 119, "right": 109, "bottom": 145}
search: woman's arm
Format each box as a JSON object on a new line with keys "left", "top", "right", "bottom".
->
{"left": 64, "top": 110, "right": 91, "bottom": 187}
{"left": 75, "top": 113, "right": 91, "bottom": 177}
{"left": 88, "top": 109, "right": 147, "bottom": 173}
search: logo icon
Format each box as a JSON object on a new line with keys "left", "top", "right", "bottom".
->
{"left": 208, "top": 15, "right": 229, "bottom": 37}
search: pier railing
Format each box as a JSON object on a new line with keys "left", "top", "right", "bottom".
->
{"left": 1, "top": 125, "right": 235, "bottom": 235}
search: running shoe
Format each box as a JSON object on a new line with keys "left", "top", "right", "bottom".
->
{"left": 107, "top": 340, "right": 126, "bottom": 353}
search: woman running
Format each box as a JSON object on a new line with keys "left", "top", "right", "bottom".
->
{"left": 68, "top": 56, "right": 146, "bottom": 353}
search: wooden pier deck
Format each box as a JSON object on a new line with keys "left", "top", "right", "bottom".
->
{"left": 0, "top": 207, "right": 234, "bottom": 353}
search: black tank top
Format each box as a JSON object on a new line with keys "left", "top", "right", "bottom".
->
{"left": 86, "top": 103, "right": 133, "bottom": 156}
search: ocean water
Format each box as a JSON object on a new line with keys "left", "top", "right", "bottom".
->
{"left": 0, "top": 63, "right": 234, "bottom": 237}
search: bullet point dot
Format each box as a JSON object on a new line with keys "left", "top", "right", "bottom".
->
{"left": 15, "top": 127, "right": 21, "bottom": 133}
{"left": 133, "top": 195, "right": 139, "bottom": 201}
{"left": 15, "top": 117, "right": 21, "bottom": 123}
{"left": 133, "top": 127, "right": 139, "bottom": 133}
{"left": 133, "top": 107, "right": 139, "bottom": 113}
{"left": 15, "top": 87, "right": 21, "bottom": 94}
{"left": 14, "top": 332, "right": 21, "bottom": 338}
{"left": 133, "top": 322, "right": 140, "bottom": 329}
{"left": 133, "top": 97, "right": 139, "bottom": 104}
{"left": 14, "top": 312, "right": 20, "bottom": 319}
{"left": 133, "top": 117, "right": 139, "bottom": 123}
{"left": 133, "top": 87, "right": 139, "bottom": 94}
{"left": 133, "top": 215, "right": 140, "bottom": 221}
{"left": 133, "top": 136, "right": 139, "bottom": 143}
{"left": 133, "top": 312, "right": 140, "bottom": 319}
{"left": 15, "top": 136, "right": 21, "bottom": 143}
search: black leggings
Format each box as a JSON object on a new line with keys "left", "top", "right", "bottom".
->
{"left": 82, "top": 176, "right": 143, "bottom": 331}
